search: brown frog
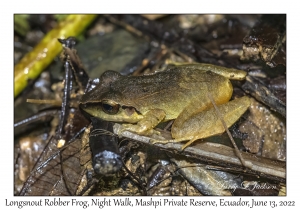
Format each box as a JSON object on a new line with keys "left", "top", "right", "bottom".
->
{"left": 80, "top": 63, "right": 250, "bottom": 150}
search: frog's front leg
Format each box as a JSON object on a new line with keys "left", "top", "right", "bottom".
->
{"left": 151, "top": 96, "right": 251, "bottom": 150}
{"left": 120, "top": 109, "right": 166, "bottom": 136}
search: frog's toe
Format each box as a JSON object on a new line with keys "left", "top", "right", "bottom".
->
{"left": 180, "top": 138, "right": 199, "bottom": 150}
{"left": 117, "top": 129, "right": 125, "bottom": 137}
{"left": 152, "top": 129, "right": 161, "bottom": 136}
{"left": 149, "top": 138, "right": 167, "bottom": 145}
{"left": 117, "top": 125, "right": 131, "bottom": 137}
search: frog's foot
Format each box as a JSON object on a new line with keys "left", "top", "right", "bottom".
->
{"left": 150, "top": 137, "right": 196, "bottom": 151}
{"left": 119, "top": 123, "right": 160, "bottom": 137}
{"left": 149, "top": 139, "right": 171, "bottom": 145}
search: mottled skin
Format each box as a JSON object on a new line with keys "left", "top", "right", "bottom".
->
{"left": 80, "top": 63, "right": 250, "bottom": 149}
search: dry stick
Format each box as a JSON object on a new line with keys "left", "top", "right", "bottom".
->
{"left": 207, "top": 93, "right": 249, "bottom": 169}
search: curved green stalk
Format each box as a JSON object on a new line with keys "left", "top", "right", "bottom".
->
{"left": 14, "top": 14, "right": 97, "bottom": 97}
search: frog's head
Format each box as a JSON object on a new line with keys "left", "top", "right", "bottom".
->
{"left": 80, "top": 71, "right": 143, "bottom": 123}
{"left": 80, "top": 95, "right": 143, "bottom": 123}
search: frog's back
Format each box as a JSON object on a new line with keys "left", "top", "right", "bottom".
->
{"left": 115, "top": 67, "right": 233, "bottom": 120}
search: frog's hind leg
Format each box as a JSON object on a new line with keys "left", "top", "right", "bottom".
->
{"left": 151, "top": 96, "right": 251, "bottom": 150}
{"left": 171, "top": 94, "right": 227, "bottom": 134}
{"left": 180, "top": 96, "right": 250, "bottom": 149}
{"left": 151, "top": 93, "right": 231, "bottom": 148}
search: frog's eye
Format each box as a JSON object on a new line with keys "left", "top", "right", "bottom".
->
{"left": 101, "top": 100, "right": 120, "bottom": 115}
